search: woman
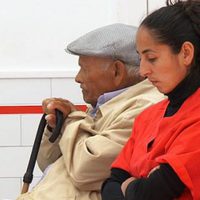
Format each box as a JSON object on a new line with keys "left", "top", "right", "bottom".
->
{"left": 101, "top": 0, "right": 200, "bottom": 199}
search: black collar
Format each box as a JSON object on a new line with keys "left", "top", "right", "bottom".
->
{"left": 164, "top": 72, "right": 200, "bottom": 117}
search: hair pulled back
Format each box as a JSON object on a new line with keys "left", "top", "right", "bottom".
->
{"left": 140, "top": 0, "right": 200, "bottom": 74}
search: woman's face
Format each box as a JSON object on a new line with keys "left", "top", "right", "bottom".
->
{"left": 136, "top": 26, "right": 190, "bottom": 94}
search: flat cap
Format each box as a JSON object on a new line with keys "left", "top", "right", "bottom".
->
{"left": 65, "top": 23, "right": 139, "bottom": 66}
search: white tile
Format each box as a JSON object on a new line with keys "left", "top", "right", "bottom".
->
{"left": 0, "top": 115, "right": 21, "bottom": 146}
{"left": 0, "top": 147, "right": 42, "bottom": 177}
{"left": 115, "top": 0, "right": 147, "bottom": 26}
{"left": 51, "top": 78, "right": 84, "bottom": 104}
{"left": 0, "top": 177, "right": 42, "bottom": 200}
{"left": 0, "top": 0, "right": 118, "bottom": 70}
{"left": 0, "top": 178, "right": 21, "bottom": 200}
{"left": 0, "top": 79, "right": 51, "bottom": 105}
{"left": 148, "top": 0, "right": 166, "bottom": 13}
{"left": 21, "top": 114, "right": 43, "bottom": 146}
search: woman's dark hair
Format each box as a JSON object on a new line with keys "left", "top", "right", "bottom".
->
{"left": 140, "top": 0, "right": 200, "bottom": 74}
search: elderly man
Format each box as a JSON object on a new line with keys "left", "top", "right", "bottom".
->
{"left": 17, "top": 23, "right": 164, "bottom": 200}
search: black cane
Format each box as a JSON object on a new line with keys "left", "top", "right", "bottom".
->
{"left": 21, "top": 109, "right": 64, "bottom": 194}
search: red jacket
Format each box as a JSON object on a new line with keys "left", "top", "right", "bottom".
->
{"left": 112, "top": 88, "right": 200, "bottom": 200}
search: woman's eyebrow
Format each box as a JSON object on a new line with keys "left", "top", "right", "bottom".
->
{"left": 136, "top": 49, "right": 156, "bottom": 55}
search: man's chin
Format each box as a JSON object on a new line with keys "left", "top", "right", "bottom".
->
{"left": 83, "top": 97, "right": 96, "bottom": 107}
{"left": 83, "top": 96, "right": 90, "bottom": 104}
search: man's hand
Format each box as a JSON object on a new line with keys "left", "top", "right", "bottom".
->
{"left": 42, "top": 98, "right": 77, "bottom": 128}
{"left": 121, "top": 177, "right": 136, "bottom": 196}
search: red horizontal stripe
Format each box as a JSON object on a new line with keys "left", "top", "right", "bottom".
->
{"left": 0, "top": 105, "right": 87, "bottom": 114}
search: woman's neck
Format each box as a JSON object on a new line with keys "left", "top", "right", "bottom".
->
{"left": 164, "top": 72, "right": 200, "bottom": 117}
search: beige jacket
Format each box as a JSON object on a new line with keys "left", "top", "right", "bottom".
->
{"left": 17, "top": 79, "right": 165, "bottom": 200}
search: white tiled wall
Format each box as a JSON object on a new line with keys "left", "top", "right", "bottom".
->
{"left": 0, "top": 178, "right": 21, "bottom": 200}
{"left": 0, "top": 75, "right": 83, "bottom": 200}
{"left": 21, "top": 114, "right": 44, "bottom": 146}
{"left": 0, "top": 115, "right": 21, "bottom": 146}
{"left": 0, "top": 0, "right": 167, "bottom": 199}
{"left": 0, "top": 79, "right": 51, "bottom": 105}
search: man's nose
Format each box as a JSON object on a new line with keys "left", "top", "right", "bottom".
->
{"left": 75, "top": 71, "right": 82, "bottom": 83}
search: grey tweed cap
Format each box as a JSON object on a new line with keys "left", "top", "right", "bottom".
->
{"left": 65, "top": 23, "right": 139, "bottom": 66}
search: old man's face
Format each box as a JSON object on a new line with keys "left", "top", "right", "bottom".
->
{"left": 75, "top": 55, "right": 116, "bottom": 107}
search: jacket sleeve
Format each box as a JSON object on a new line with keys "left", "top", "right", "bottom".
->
{"left": 37, "top": 117, "right": 74, "bottom": 172}
{"left": 59, "top": 100, "right": 153, "bottom": 191}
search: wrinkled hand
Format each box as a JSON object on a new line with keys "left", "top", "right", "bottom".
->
{"left": 121, "top": 177, "right": 136, "bottom": 196}
{"left": 42, "top": 98, "right": 77, "bottom": 128}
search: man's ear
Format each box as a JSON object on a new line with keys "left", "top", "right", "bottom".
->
{"left": 112, "top": 60, "right": 127, "bottom": 87}
{"left": 180, "top": 41, "right": 194, "bottom": 67}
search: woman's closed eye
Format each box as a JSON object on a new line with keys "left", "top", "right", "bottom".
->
{"left": 147, "top": 57, "right": 157, "bottom": 63}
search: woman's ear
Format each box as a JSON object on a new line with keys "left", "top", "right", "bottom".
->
{"left": 181, "top": 41, "right": 194, "bottom": 67}
{"left": 112, "top": 60, "right": 127, "bottom": 87}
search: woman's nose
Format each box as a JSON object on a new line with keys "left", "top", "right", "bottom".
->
{"left": 139, "top": 60, "right": 151, "bottom": 78}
